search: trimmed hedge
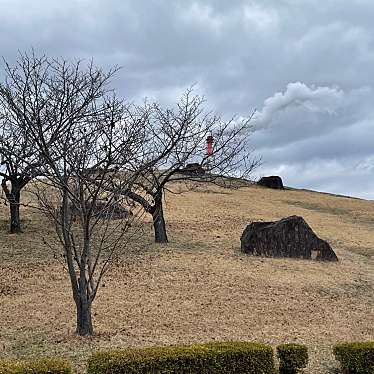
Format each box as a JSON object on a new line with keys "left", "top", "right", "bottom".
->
{"left": 276, "top": 344, "right": 308, "bottom": 373}
{"left": 0, "top": 358, "right": 72, "bottom": 374}
{"left": 333, "top": 342, "right": 374, "bottom": 374}
{"left": 87, "top": 341, "right": 276, "bottom": 374}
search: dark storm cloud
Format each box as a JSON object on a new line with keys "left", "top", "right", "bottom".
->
{"left": 1, "top": 0, "right": 374, "bottom": 198}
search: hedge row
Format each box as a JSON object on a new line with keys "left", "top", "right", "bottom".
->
{"left": 87, "top": 341, "right": 276, "bottom": 374}
{"left": 2, "top": 341, "right": 374, "bottom": 373}
{"left": 334, "top": 342, "right": 374, "bottom": 374}
{"left": 0, "top": 358, "right": 71, "bottom": 374}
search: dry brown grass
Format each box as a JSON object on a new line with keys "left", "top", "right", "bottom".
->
{"left": 0, "top": 183, "right": 374, "bottom": 373}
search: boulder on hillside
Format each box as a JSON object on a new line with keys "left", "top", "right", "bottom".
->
{"left": 179, "top": 163, "right": 205, "bottom": 176}
{"left": 240, "top": 215, "right": 338, "bottom": 261}
{"left": 69, "top": 201, "right": 131, "bottom": 221}
{"left": 257, "top": 176, "right": 284, "bottom": 189}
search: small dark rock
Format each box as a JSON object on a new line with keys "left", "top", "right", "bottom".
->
{"left": 257, "top": 175, "right": 284, "bottom": 189}
{"left": 179, "top": 163, "right": 205, "bottom": 176}
{"left": 68, "top": 201, "right": 130, "bottom": 221}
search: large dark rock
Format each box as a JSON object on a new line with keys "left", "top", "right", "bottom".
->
{"left": 240, "top": 215, "right": 338, "bottom": 261}
{"left": 257, "top": 176, "right": 284, "bottom": 189}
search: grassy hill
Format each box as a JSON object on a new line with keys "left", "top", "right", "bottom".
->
{"left": 0, "top": 183, "right": 373, "bottom": 373}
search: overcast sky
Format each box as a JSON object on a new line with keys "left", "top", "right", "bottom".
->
{"left": 1, "top": 0, "right": 374, "bottom": 198}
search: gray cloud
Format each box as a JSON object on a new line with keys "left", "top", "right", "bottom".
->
{"left": 1, "top": 0, "right": 374, "bottom": 198}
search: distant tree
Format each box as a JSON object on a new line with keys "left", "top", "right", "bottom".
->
{"left": 0, "top": 58, "right": 45, "bottom": 232}
{"left": 111, "top": 90, "right": 260, "bottom": 243}
{"left": 0, "top": 125, "right": 37, "bottom": 233}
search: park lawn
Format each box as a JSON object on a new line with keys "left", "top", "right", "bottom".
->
{"left": 0, "top": 183, "right": 373, "bottom": 373}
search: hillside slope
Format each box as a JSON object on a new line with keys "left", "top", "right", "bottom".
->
{"left": 0, "top": 183, "right": 373, "bottom": 373}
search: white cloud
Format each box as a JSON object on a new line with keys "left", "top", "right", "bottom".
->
{"left": 253, "top": 82, "right": 344, "bottom": 130}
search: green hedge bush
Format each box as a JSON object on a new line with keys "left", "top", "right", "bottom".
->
{"left": 276, "top": 344, "right": 308, "bottom": 373}
{"left": 87, "top": 341, "right": 276, "bottom": 374}
{"left": 0, "top": 357, "right": 72, "bottom": 374}
{"left": 333, "top": 342, "right": 374, "bottom": 374}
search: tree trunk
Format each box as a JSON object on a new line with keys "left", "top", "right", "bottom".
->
{"left": 60, "top": 189, "right": 94, "bottom": 336}
{"left": 75, "top": 295, "right": 93, "bottom": 336}
{"left": 152, "top": 196, "right": 168, "bottom": 243}
{"left": 1, "top": 179, "right": 22, "bottom": 234}
{"left": 9, "top": 189, "right": 21, "bottom": 233}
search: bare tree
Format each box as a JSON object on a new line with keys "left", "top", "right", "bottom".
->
{"left": 0, "top": 126, "right": 36, "bottom": 233}
{"left": 112, "top": 91, "right": 260, "bottom": 243}
{"left": 0, "top": 60, "right": 44, "bottom": 232}
{"left": 0, "top": 52, "right": 152, "bottom": 335}
{"left": 30, "top": 109, "right": 145, "bottom": 336}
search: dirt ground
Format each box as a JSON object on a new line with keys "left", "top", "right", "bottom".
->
{"left": 0, "top": 183, "right": 373, "bottom": 373}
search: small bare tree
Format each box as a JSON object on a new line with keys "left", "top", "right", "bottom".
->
{"left": 30, "top": 109, "right": 145, "bottom": 336}
{"left": 0, "top": 60, "right": 44, "bottom": 232}
{"left": 0, "top": 127, "right": 36, "bottom": 233}
{"left": 112, "top": 90, "right": 260, "bottom": 243}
